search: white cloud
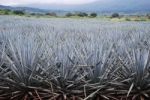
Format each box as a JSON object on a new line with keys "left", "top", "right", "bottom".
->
{"left": 0, "top": 0, "right": 98, "bottom": 5}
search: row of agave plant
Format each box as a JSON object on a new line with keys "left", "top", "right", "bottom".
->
{"left": 0, "top": 17, "right": 150, "bottom": 100}
{"left": 0, "top": 31, "right": 150, "bottom": 100}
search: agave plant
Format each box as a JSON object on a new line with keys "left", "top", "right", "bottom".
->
{"left": 75, "top": 43, "right": 120, "bottom": 100}
{"left": 43, "top": 50, "right": 87, "bottom": 99}
{"left": 0, "top": 42, "right": 12, "bottom": 100}
{"left": 45, "top": 62, "right": 86, "bottom": 100}
{"left": 0, "top": 16, "right": 150, "bottom": 100}
{"left": 0, "top": 35, "right": 56, "bottom": 100}
{"left": 111, "top": 47, "right": 150, "bottom": 100}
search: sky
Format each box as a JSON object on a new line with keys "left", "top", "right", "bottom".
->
{"left": 0, "top": 0, "right": 98, "bottom": 5}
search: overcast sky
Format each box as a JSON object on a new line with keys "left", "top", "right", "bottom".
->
{"left": 0, "top": 0, "right": 99, "bottom": 5}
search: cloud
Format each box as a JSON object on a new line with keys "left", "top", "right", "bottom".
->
{"left": 0, "top": 0, "right": 98, "bottom": 5}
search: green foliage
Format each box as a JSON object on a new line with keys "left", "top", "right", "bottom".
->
{"left": 76, "top": 12, "right": 88, "bottom": 17}
{"left": 146, "top": 14, "right": 150, "bottom": 19}
{"left": 111, "top": 13, "right": 120, "bottom": 18}
{"left": 65, "top": 12, "right": 88, "bottom": 17}
{"left": 65, "top": 12, "right": 74, "bottom": 17}
{"left": 90, "top": 13, "right": 97, "bottom": 17}
{"left": 30, "top": 13, "right": 36, "bottom": 16}
{"left": 125, "top": 18, "right": 131, "bottom": 21}
{"left": 46, "top": 12, "right": 57, "bottom": 17}
{"left": 13, "top": 10, "right": 25, "bottom": 15}
{"left": 0, "top": 9, "right": 11, "bottom": 15}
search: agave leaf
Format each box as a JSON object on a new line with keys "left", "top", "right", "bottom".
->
{"left": 127, "top": 83, "right": 134, "bottom": 97}
{"left": 84, "top": 88, "right": 101, "bottom": 100}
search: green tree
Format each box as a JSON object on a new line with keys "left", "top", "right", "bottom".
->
{"left": 13, "top": 10, "right": 25, "bottom": 15}
{"left": 4, "top": 9, "right": 11, "bottom": 15}
{"left": 111, "top": 13, "right": 119, "bottom": 18}
{"left": 90, "top": 13, "right": 97, "bottom": 17}
{"left": 0, "top": 9, "right": 11, "bottom": 15}
{"left": 146, "top": 14, "right": 150, "bottom": 19}
{"left": 65, "top": 13, "right": 74, "bottom": 17}
{"left": 76, "top": 12, "right": 88, "bottom": 17}
{"left": 46, "top": 12, "right": 57, "bottom": 17}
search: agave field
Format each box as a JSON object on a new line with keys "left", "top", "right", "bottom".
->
{"left": 0, "top": 16, "right": 150, "bottom": 100}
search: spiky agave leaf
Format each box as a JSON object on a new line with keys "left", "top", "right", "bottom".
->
{"left": 81, "top": 43, "right": 120, "bottom": 100}
{"left": 0, "top": 35, "right": 56, "bottom": 99}
{"left": 36, "top": 34, "right": 89, "bottom": 99}
{"left": 43, "top": 60, "right": 87, "bottom": 99}
{"left": 0, "top": 42, "right": 12, "bottom": 100}
{"left": 112, "top": 48, "right": 150, "bottom": 99}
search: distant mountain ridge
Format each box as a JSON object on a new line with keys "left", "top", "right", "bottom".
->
{"left": 0, "top": 5, "right": 48, "bottom": 13}
{"left": 26, "top": 0, "right": 150, "bottom": 13}
{"left": 0, "top": 0, "right": 150, "bottom": 14}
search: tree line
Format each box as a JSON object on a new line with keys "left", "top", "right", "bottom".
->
{"left": 0, "top": 9, "right": 98, "bottom": 17}
{"left": 1, "top": 9, "right": 150, "bottom": 19}
{"left": 65, "top": 12, "right": 97, "bottom": 17}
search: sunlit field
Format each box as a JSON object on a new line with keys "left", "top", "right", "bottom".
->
{"left": 0, "top": 15, "right": 150, "bottom": 99}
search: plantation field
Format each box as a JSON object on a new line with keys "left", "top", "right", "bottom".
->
{"left": 0, "top": 15, "right": 150, "bottom": 99}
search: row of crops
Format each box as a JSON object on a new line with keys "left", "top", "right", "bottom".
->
{"left": 0, "top": 16, "right": 150, "bottom": 99}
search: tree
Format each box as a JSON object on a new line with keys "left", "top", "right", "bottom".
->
{"left": 30, "top": 13, "right": 36, "bottom": 16}
{"left": 146, "top": 14, "right": 150, "bottom": 19}
{"left": 90, "top": 13, "right": 97, "bottom": 17}
{"left": 13, "top": 10, "right": 25, "bottom": 15}
{"left": 65, "top": 13, "right": 74, "bottom": 17}
{"left": 76, "top": 12, "right": 88, "bottom": 17}
{"left": 111, "top": 13, "right": 119, "bottom": 18}
{"left": 82, "top": 12, "right": 88, "bottom": 17}
{"left": 4, "top": 9, "right": 11, "bottom": 15}
{"left": 46, "top": 12, "right": 57, "bottom": 17}
{"left": 0, "top": 9, "right": 11, "bottom": 15}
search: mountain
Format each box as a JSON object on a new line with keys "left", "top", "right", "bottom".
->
{"left": 0, "top": 5, "right": 12, "bottom": 9}
{"left": 24, "top": 0, "right": 150, "bottom": 13}
{"left": 0, "top": 0, "right": 150, "bottom": 14}
{"left": 0, "top": 5, "right": 48, "bottom": 13}
{"left": 87, "top": 0, "right": 150, "bottom": 12}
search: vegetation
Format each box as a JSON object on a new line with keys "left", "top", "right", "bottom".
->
{"left": 65, "top": 12, "right": 74, "bottom": 17}
{"left": 46, "top": 12, "right": 57, "bottom": 17}
{"left": 0, "top": 9, "right": 26, "bottom": 15}
{"left": 146, "top": 14, "right": 150, "bottom": 19}
{"left": 0, "top": 16, "right": 150, "bottom": 99}
{"left": 111, "top": 13, "right": 120, "bottom": 18}
{"left": 0, "top": 9, "right": 12, "bottom": 15}
{"left": 13, "top": 10, "right": 25, "bottom": 15}
{"left": 65, "top": 12, "right": 89, "bottom": 18}
{"left": 90, "top": 12, "right": 97, "bottom": 17}
{"left": 0, "top": 9, "right": 150, "bottom": 21}
{"left": 65, "top": 12, "right": 97, "bottom": 18}
{"left": 76, "top": 12, "right": 88, "bottom": 17}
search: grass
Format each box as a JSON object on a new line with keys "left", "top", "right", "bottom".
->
{"left": 110, "top": 16, "right": 150, "bottom": 22}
